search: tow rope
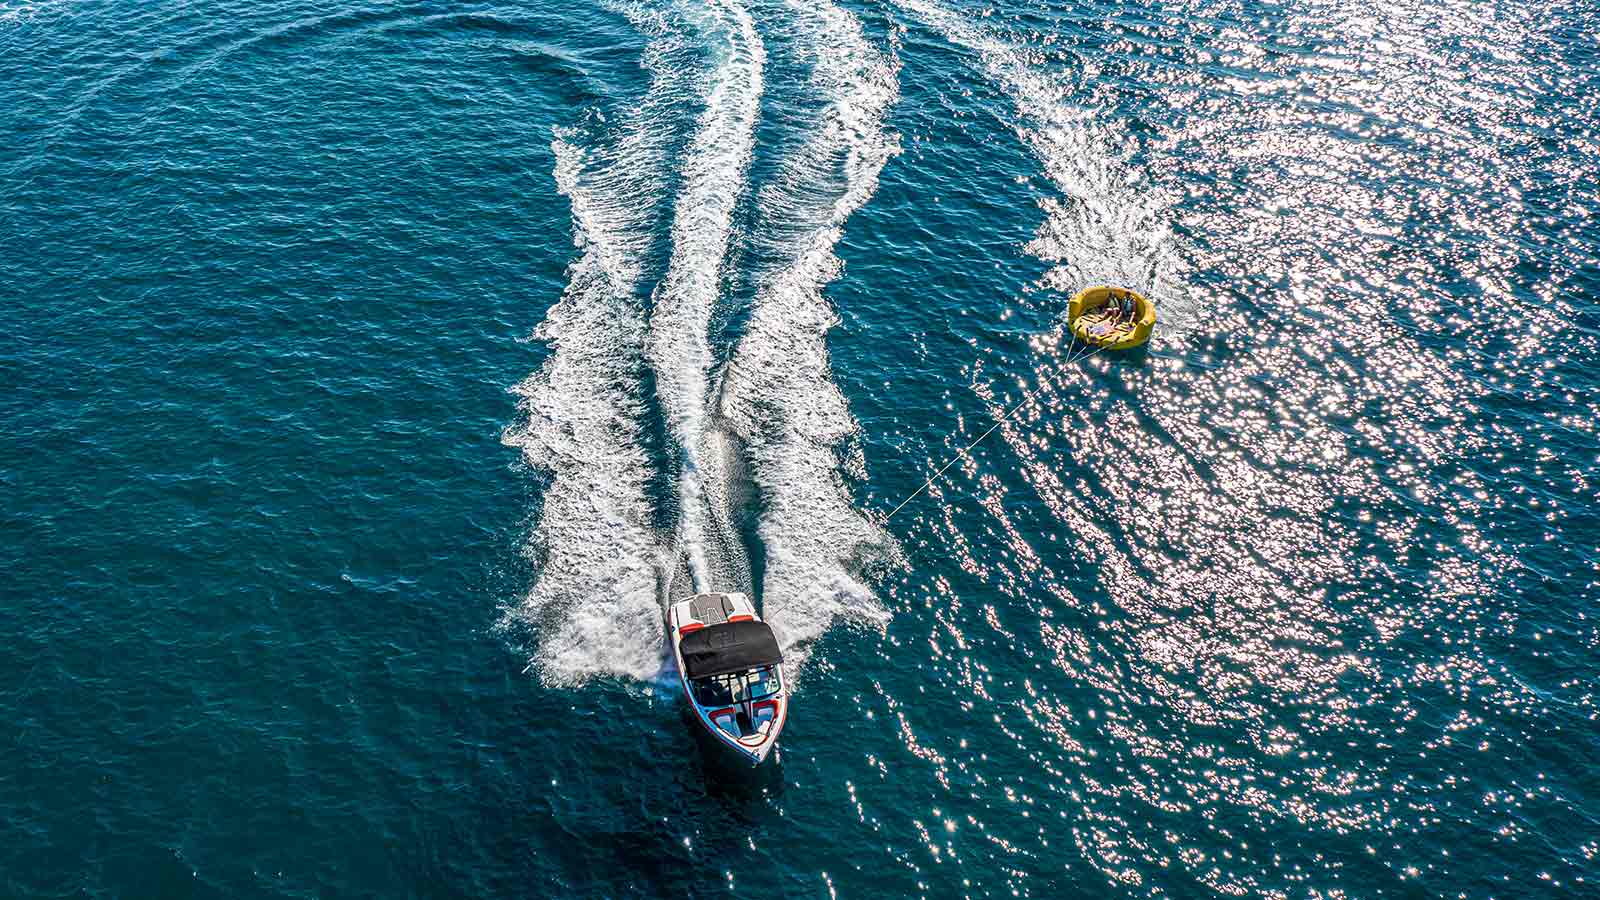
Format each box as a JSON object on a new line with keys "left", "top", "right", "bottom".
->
{"left": 885, "top": 338, "right": 1111, "bottom": 521}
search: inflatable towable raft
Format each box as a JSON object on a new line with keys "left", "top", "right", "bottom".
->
{"left": 1068, "top": 285, "right": 1155, "bottom": 350}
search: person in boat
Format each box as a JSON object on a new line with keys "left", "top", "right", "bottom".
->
{"left": 1089, "top": 294, "right": 1129, "bottom": 337}
{"left": 1086, "top": 311, "right": 1115, "bottom": 338}
{"left": 691, "top": 665, "right": 781, "bottom": 707}
{"left": 692, "top": 675, "right": 734, "bottom": 706}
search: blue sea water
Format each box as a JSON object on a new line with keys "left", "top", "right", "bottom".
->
{"left": 3, "top": 0, "right": 1599, "bottom": 896}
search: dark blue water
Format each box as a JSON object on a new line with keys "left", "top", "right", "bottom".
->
{"left": 4, "top": 1, "right": 1598, "bottom": 897}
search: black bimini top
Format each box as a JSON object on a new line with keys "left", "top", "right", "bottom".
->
{"left": 680, "top": 620, "right": 784, "bottom": 680}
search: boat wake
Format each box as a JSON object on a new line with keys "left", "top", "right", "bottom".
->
{"left": 717, "top": 0, "right": 901, "bottom": 660}
{"left": 887, "top": 0, "right": 1195, "bottom": 341}
{"left": 500, "top": 4, "right": 691, "bottom": 686}
{"left": 646, "top": 0, "right": 763, "bottom": 600}
{"left": 506, "top": 0, "right": 899, "bottom": 683}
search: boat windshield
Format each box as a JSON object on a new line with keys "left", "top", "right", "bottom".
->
{"left": 691, "top": 666, "right": 782, "bottom": 707}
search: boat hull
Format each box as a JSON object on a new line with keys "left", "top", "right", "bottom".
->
{"left": 667, "top": 592, "right": 788, "bottom": 765}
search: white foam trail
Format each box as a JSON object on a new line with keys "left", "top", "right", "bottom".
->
{"left": 502, "top": 7, "right": 692, "bottom": 686}
{"left": 721, "top": 0, "right": 901, "bottom": 663}
{"left": 888, "top": 0, "right": 1190, "bottom": 333}
{"left": 0, "top": 1, "right": 41, "bottom": 26}
{"left": 646, "top": 0, "right": 764, "bottom": 597}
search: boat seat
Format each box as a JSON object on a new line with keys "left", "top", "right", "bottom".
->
{"left": 688, "top": 593, "right": 734, "bottom": 626}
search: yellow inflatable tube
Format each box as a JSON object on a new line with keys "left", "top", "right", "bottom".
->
{"left": 1067, "top": 286, "right": 1155, "bottom": 350}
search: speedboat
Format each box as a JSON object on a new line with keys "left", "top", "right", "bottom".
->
{"left": 667, "top": 592, "right": 787, "bottom": 764}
